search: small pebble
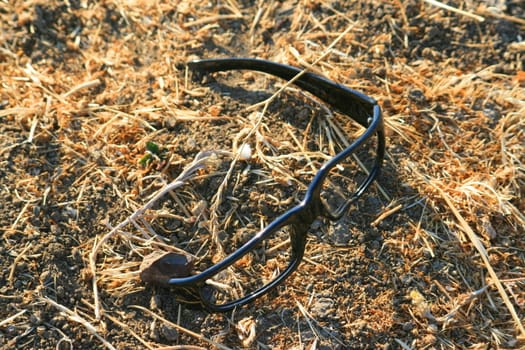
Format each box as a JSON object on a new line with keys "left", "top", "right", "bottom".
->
{"left": 5, "top": 325, "right": 16, "bottom": 336}
{"left": 311, "top": 297, "right": 334, "bottom": 318}
{"left": 408, "top": 89, "right": 427, "bottom": 104}
{"left": 160, "top": 324, "right": 179, "bottom": 342}
{"left": 30, "top": 312, "right": 42, "bottom": 325}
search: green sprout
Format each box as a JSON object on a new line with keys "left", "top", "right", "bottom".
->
{"left": 139, "top": 141, "right": 163, "bottom": 167}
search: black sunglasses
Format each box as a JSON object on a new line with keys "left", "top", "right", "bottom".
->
{"left": 143, "top": 58, "right": 385, "bottom": 312}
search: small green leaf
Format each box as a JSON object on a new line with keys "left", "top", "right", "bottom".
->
{"left": 139, "top": 153, "right": 153, "bottom": 167}
{"left": 146, "top": 141, "right": 160, "bottom": 155}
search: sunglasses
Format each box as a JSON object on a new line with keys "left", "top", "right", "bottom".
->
{"left": 142, "top": 58, "right": 385, "bottom": 312}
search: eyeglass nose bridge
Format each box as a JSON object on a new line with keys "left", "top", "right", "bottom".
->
{"left": 301, "top": 163, "right": 347, "bottom": 222}
{"left": 311, "top": 158, "right": 384, "bottom": 221}
{"left": 305, "top": 122, "right": 385, "bottom": 221}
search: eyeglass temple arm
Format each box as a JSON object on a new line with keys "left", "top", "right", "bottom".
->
{"left": 189, "top": 58, "right": 386, "bottom": 220}
{"left": 187, "top": 58, "right": 376, "bottom": 128}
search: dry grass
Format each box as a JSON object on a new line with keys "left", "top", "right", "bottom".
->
{"left": 1, "top": 0, "right": 524, "bottom": 349}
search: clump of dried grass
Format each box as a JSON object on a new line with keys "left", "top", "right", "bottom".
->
{"left": 383, "top": 60, "right": 525, "bottom": 346}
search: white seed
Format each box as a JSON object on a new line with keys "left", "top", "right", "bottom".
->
{"left": 238, "top": 143, "right": 252, "bottom": 160}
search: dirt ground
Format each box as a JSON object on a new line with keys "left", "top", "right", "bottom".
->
{"left": 1, "top": 1, "right": 524, "bottom": 349}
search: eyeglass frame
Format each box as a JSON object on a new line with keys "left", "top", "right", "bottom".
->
{"left": 165, "top": 58, "right": 385, "bottom": 312}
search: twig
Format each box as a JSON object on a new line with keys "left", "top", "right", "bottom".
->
{"left": 423, "top": 0, "right": 485, "bottom": 22}
{"left": 130, "top": 305, "right": 233, "bottom": 350}
{"left": 61, "top": 79, "right": 101, "bottom": 98}
{"left": 41, "top": 297, "right": 117, "bottom": 350}
{"left": 0, "top": 310, "right": 27, "bottom": 327}
{"left": 10, "top": 202, "right": 31, "bottom": 233}
{"left": 182, "top": 14, "right": 243, "bottom": 28}
{"left": 372, "top": 203, "right": 403, "bottom": 226}
{"left": 0, "top": 107, "right": 39, "bottom": 118}
{"left": 8, "top": 243, "right": 32, "bottom": 285}
{"left": 104, "top": 313, "right": 155, "bottom": 350}
{"left": 431, "top": 184, "right": 525, "bottom": 338}
{"left": 477, "top": 9, "right": 525, "bottom": 26}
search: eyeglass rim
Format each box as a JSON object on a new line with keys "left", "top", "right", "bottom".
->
{"left": 166, "top": 58, "right": 385, "bottom": 308}
{"left": 199, "top": 222, "right": 308, "bottom": 312}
